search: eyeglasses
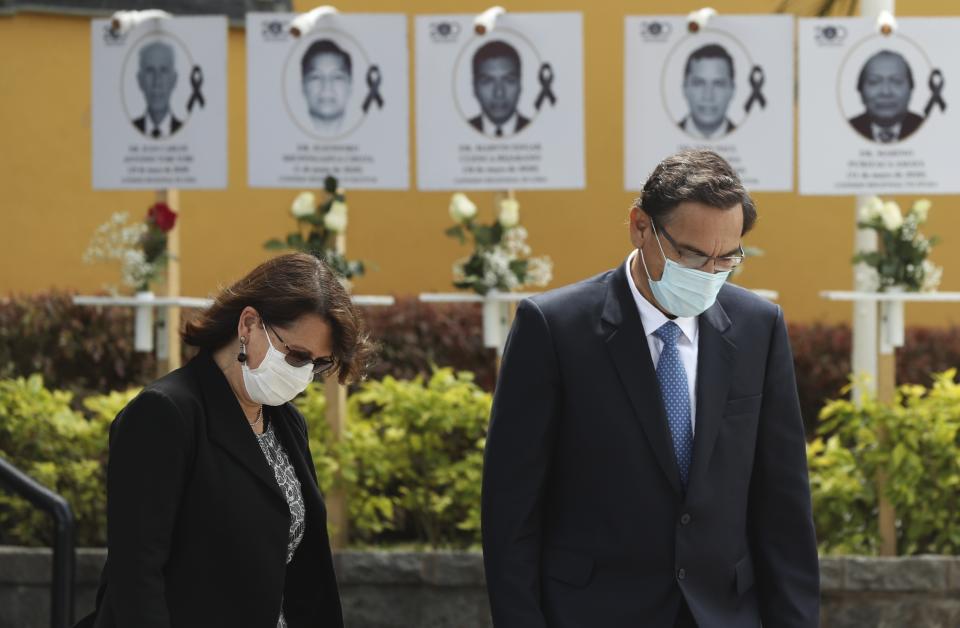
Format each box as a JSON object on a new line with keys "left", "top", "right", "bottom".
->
{"left": 265, "top": 322, "right": 336, "bottom": 376}
{"left": 653, "top": 221, "right": 745, "bottom": 272}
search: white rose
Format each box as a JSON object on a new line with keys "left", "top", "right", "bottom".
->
{"left": 291, "top": 192, "right": 316, "bottom": 218}
{"left": 324, "top": 200, "right": 348, "bottom": 232}
{"left": 912, "top": 199, "right": 931, "bottom": 223}
{"left": 859, "top": 196, "right": 884, "bottom": 222}
{"left": 880, "top": 201, "right": 903, "bottom": 231}
{"left": 449, "top": 193, "right": 477, "bottom": 223}
{"left": 498, "top": 198, "right": 520, "bottom": 228}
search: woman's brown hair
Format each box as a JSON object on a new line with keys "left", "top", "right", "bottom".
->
{"left": 182, "top": 253, "right": 374, "bottom": 384}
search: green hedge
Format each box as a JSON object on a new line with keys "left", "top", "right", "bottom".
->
{"left": 1, "top": 369, "right": 488, "bottom": 549}
{"left": 808, "top": 370, "right": 960, "bottom": 555}
{"left": 0, "top": 375, "right": 138, "bottom": 546}
{"left": 4, "top": 370, "right": 959, "bottom": 554}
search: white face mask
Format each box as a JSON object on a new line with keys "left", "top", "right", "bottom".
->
{"left": 241, "top": 322, "right": 314, "bottom": 406}
{"left": 639, "top": 225, "right": 731, "bottom": 318}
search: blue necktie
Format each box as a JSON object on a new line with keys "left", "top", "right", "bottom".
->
{"left": 653, "top": 322, "right": 693, "bottom": 488}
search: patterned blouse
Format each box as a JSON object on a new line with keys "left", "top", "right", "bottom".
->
{"left": 256, "top": 420, "right": 306, "bottom": 628}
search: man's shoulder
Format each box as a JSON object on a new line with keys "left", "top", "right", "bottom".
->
{"left": 526, "top": 269, "right": 615, "bottom": 321}
{"left": 901, "top": 111, "right": 924, "bottom": 137}
{"left": 716, "top": 282, "right": 780, "bottom": 322}
{"left": 848, "top": 113, "right": 872, "bottom": 135}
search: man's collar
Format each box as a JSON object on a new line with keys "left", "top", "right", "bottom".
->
{"left": 625, "top": 250, "right": 699, "bottom": 345}
{"left": 482, "top": 111, "right": 519, "bottom": 135}
{"left": 146, "top": 109, "right": 172, "bottom": 135}
{"left": 871, "top": 120, "right": 903, "bottom": 142}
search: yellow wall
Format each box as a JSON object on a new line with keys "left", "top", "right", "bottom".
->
{"left": 1, "top": 0, "right": 958, "bottom": 326}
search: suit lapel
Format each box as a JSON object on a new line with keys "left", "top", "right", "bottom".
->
{"left": 190, "top": 352, "right": 286, "bottom": 507}
{"left": 602, "top": 264, "right": 684, "bottom": 495}
{"left": 688, "top": 299, "right": 737, "bottom": 495}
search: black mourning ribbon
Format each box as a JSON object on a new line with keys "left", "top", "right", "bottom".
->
{"left": 924, "top": 69, "right": 946, "bottom": 117}
{"left": 187, "top": 65, "right": 205, "bottom": 112}
{"left": 362, "top": 65, "right": 384, "bottom": 113}
{"left": 744, "top": 65, "right": 766, "bottom": 113}
{"left": 535, "top": 63, "right": 557, "bottom": 110}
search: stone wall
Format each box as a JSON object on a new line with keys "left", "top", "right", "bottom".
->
{"left": 1, "top": 547, "right": 958, "bottom": 627}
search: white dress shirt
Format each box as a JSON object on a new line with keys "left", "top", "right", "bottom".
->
{"left": 870, "top": 121, "right": 903, "bottom": 143}
{"left": 144, "top": 110, "right": 174, "bottom": 138}
{"left": 480, "top": 111, "right": 520, "bottom": 137}
{"left": 625, "top": 251, "right": 699, "bottom": 434}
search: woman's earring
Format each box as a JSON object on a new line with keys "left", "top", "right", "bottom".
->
{"left": 237, "top": 336, "right": 248, "bottom": 363}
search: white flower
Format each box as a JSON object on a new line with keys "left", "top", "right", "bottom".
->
{"left": 480, "top": 246, "right": 519, "bottom": 291}
{"left": 120, "top": 249, "right": 152, "bottom": 289}
{"left": 525, "top": 256, "right": 553, "bottom": 288}
{"left": 879, "top": 201, "right": 903, "bottom": 231}
{"left": 449, "top": 193, "right": 477, "bottom": 223}
{"left": 498, "top": 198, "right": 520, "bottom": 229}
{"left": 921, "top": 260, "right": 943, "bottom": 292}
{"left": 324, "top": 200, "right": 348, "bottom": 233}
{"left": 291, "top": 192, "right": 316, "bottom": 218}
{"left": 502, "top": 226, "right": 532, "bottom": 257}
{"left": 911, "top": 199, "right": 931, "bottom": 223}
{"left": 858, "top": 196, "right": 884, "bottom": 222}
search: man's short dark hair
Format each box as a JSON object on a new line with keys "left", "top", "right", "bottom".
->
{"left": 856, "top": 49, "right": 914, "bottom": 93}
{"left": 635, "top": 150, "right": 757, "bottom": 235}
{"left": 472, "top": 40, "right": 521, "bottom": 78}
{"left": 684, "top": 44, "right": 735, "bottom": 82}
{"left": 301, "top": 39, "right": 352, "bottom": 78}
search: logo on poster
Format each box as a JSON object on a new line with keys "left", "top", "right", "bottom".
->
{"left": 640, "top": 21, "right": 672, "bottom": 42}
{"left": 430, "top": 21, "right": 461, "bottom": 43}
{"left": 815, "top": 25, "right": 847, "bottom": 46}
{"left": 262, "top": 20, "right": 290, "bottom": 41}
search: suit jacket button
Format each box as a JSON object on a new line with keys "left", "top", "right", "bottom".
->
{"left": 680, "top": 513, "right": 691, "bottom": 526}
{"left": 677, "top": 568, "right": 687, "bottom": 580}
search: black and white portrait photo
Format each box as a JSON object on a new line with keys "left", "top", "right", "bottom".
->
{"left": 625, "top": 15, "right": 794, "bottom": 192}
{"left": 246, "top": 13, "right": 409, "bottom": 189}
{"left": 93, "top": 17, "right": 227, "bottom": 189}
{"left": 679, "top": 44, "right": 737, "bottom": 140}
{"left": 416, "top": 12, "right": 584, "bottom": 190}
{"left": 799, "top": 17, "right": 957, "bottom": 194}
{"left": 300, "top": 38, "right": 353, "bottom": 136}
{"left": 133, "top": 40, "right": 182, "bottom": 138}
{"left": 468, "top": 40, "right": 530, "bottom": 138}
{"left": 848, "top": 50, "right": 923, "bottom": 143}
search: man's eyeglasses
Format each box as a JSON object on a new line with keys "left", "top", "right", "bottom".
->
{"left": 265, "top": 322, "right": 336, "bottom": 376}
{"left": 653, "top": 221, "right": 745, "bottom": 272}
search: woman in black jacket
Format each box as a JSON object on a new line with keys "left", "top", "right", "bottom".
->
{"left": 78, "top": 253, "right": 374, "bottom": 628}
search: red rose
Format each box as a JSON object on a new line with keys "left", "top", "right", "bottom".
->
{"left": 147, "top": 202, "right": 178, "bottom": 233}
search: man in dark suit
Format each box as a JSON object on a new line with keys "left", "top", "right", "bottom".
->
{"left": 848, "top": 50, "right": 924, "bottom": 143}
{"left": 132, "top": 40, "right": 182, "bottom": 139}
{"left": 679, "top": 44, "right": 737, "bottom": 140}
{"left": 468, "top": 40, "right": 530, "bottom": 138}
{"left": 482, "top": 149, "right": 819, "bottom": 628}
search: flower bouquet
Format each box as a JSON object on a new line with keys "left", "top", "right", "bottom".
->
{"left": 83, "top": 201, "right": 178, "bottom": 292}
{"left": 264, "top": 175, "right": 366, "bottom": 280}
{"left": 445, "top": 193, "right": 552, "bottom": 296}
{"left": 853, "top": 197, "right": 941, "bottom": 292}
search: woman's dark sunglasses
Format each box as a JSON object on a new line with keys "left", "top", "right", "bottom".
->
{"left": 265, "top": 323, "right": 336, "bottom": 375}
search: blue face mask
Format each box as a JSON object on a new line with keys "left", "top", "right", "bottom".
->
{"left": 639, "top": 225, "right": 731, "bottom": 318}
